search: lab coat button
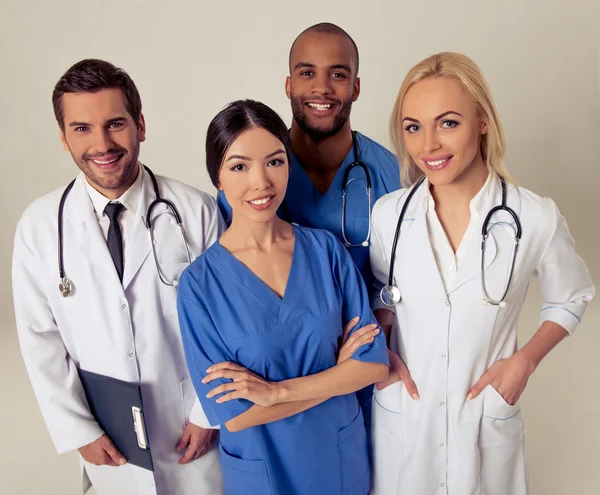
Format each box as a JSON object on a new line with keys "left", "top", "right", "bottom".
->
{"left": 441, "top": 354, "right": 446, "bottom": 358}
{"left": 128, "top": 353, "right": 134, "bottom": 357}
{"left": 440, "top": 483, "right": 445, "bottom": 487}
{"left": 439, "top": 442, "right": 445, "bottom": 447}
{"left": 122, "top": 304, "right": 127, "bottom": 309}
{"left": 444, "top": 301, "right": 450, "bottom": 306}
{"left": 440, "top": 401, "right": 445, "bottom": 406}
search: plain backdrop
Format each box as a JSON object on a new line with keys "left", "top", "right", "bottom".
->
{"left": 1, "top": 1, "right": 598, "bottom": 494}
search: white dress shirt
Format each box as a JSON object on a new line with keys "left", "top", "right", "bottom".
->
{"left": 424, "top": 172, "right": 494, "bottom": 293}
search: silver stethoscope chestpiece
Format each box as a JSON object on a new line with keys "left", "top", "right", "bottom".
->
{"left": 59, "top": 278, "right": 72, "bottom": 298}
{"left": 380, "top": 285, "right": 401, "bottom": 306}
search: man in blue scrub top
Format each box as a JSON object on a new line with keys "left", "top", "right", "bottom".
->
{"left": 217, "top": 22, "right": 400, "bottom": 429}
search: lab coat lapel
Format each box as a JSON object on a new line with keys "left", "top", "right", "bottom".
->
{"left": 122, "top": 168, "right": 164, "bottom": 290}
{"left": 400, "top": 194, "right": 447, "bottom": 300}
{"left": 67, "top": 176, "right": 122, "bottom": 285}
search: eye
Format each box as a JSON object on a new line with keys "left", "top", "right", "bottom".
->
{"left": 109, "top": 122, "right": 123, "bottom": 129}
{"left": 299, "top": 70, "right": 314, "bottom": 77}
{"left": 230, "top": 164, "right": 247, "bottom": 172}
{"left": 74, "top": 126, "right": 89, "bottom": 132}
{"left": 404, "top": 124, "right": 420, "bottom": 133}
{"left": 331, "top": 72, "right": 346, "bottom": 79}
{"left": 267, "top": 159, "right": 284, "bottom": 167}
{"left": 441, "top": 119, "right": 459, "bottom": 129}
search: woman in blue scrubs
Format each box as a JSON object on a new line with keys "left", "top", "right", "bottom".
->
{"left": 177, "top": 100, "right": 389, "bottom": 495}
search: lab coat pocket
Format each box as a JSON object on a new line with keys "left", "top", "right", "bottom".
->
{"left": 480, "top": 386, "right": 526, "bottom": 493}
{"left": 219, "top": 443, "right": 272, "bottom": 495}
{"left": 371, "top": 382, "right": 404, "bottom": 495}
{"left": 158, "top": 262, "right": 189, "bottom": 317}
{"left": 480, "top": 384, "right": 523, "bottom": 449}
{"left": 338, "top": 409, "right": 370, "bottom": 493}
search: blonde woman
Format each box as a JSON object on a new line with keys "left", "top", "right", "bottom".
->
{"left": 369, "top": 52, "right": 595, "bottom": 494}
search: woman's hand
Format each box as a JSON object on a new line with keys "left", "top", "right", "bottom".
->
{"left": 203, "top": 362, "right": 281, "bottom": 407}
{"left": 467, "top": 351, "right": 536, "bottom": 405}
{"left": 337, "top": 317, "right": 380, "bottom": 364}
{"left": 375, "top": 350, "right": 419, "bottom": 400}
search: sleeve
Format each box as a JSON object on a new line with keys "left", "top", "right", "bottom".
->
{"left": 216, "top": 190, "right": 233, "bottom": 227}
{"left": 12, "top": 228, "right": 105, "bottom": 453}
{"left": 369, "top": 199, "right": 397, "bottom": 314}
{"left": 177, "top": 275, "right": 253, "bottom": 426}
{"left": 331, "top": 234, "right": 389, "bottom": 365}
{"left": 535, "top": 200, "right": 595, "bottom": 334}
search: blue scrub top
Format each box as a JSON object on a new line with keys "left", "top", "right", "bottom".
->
{"left": 217, "top": 132, "right": 401, "bottom": 295}
{"left": 178, "top": 226, "right": 389, "bottom": 495}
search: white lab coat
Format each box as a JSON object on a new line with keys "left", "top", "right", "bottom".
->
{"left": 12, "top": 168, "right": 225, "bottom": 495}
{"left": 369, "top": 175, "right": 595, "bottom": 495}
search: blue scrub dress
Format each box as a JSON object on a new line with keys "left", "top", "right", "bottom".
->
{"left": 217, "top": 132, "right": 400, "bottom": 433}
{"left": 178, "top": 226, "right": 389, "bottom": 495}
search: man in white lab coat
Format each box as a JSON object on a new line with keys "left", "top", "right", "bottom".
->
{"left": 12, "top": 59, "right": 224, "bottom": 494}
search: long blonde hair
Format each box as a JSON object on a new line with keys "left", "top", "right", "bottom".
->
{"left": 390, "top": 52, "right": 514, "bottom": 187}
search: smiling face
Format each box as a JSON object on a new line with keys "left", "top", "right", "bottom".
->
{"left": 59, "top": 88, "right": 145, "bottom": 198}
{"left": 401, "top": 77, "right": 487, "bottom": 187}
{"left": 218, "top": 127, "right": 289, "bottom": 224}
{"left": 286, "top": 31, "right": 360, "bottom": 140}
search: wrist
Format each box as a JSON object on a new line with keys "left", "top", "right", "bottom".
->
{"left": 516, "top": 348, "right": 539, "bottom": 375}
{"left": 275, "top": 381, "right": 291, "bottom": 403}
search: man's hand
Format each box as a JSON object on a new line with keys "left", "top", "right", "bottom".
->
{"left": 176, "top": 422, "right": 218, "bottom": 464}
{"left": 79, "top": 434, "right": 126, "bottom": 466}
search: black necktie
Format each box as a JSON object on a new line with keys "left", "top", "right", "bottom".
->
{"left": 104, "top": 202, "right": 126, "bottom": 282}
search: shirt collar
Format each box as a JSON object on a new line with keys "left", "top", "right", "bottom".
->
{"left": 84, "top": 163, "right": 144, "bottom": 217}
{"left": 423, "top": 169, "right": 495, "bottom": 216}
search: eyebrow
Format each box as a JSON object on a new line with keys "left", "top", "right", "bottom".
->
{"left": 293, "top": 62, "right": 352, "bottom": 73}
{"left": 402, "top": 110, "right": 463, "bottom": 123}
{"left": 226, "top": 149, "right": 286, "bottom": 162}
{"left": 68, "top": 116, "right": 128, "bottom": 128}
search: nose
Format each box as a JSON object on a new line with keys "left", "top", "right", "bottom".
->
{"left": 423, "top": 128, "right": 442, "bottom": 153}
{"left": 310, "top": 72, "right": 333, "bottom": 96}
{"left": 89, "top": 128, "right": 114, "bottom": 154}
{"left": 251, "top": 165, "right": 272, "bottom": 190}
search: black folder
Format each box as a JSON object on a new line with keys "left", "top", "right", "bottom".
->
{"left": 78, "top": 368, "right": 154, "bottom": 471}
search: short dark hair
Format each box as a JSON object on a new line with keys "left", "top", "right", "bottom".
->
{"left": 205, "top": 100, "right": 291, "bottom": 188}
{"left": 52, "top": 59, "right": 142, "bottom": 130}
{"left": 289, "top": 22, "right": 360, "bottom": 75}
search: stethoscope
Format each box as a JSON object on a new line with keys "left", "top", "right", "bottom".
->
{"left": 57, "top": 165, "right": 191, "bottom": 297}
{"left": 380, "top": 175, "right": 522, "bottom": 307}
{"left": 341, "top": 131, "right": 372, "bottom": 247}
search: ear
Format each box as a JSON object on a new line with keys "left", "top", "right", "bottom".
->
{"left": 352, "top": 77, "right": 361, "bottom": 102}
{"left": 59, "top": 129, "right": 69, "bottom": 151}
{"left": 138, "top": 114, "right": 147, "bottom": 142}
{"left": 480, "top": 120, "right": 488, "bottom": 135}
{"left": 285, "top": 76, "right": 291, "bottom": 100}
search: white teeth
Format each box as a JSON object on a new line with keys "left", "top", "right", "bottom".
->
{"left": 249, "top": 197, "right": 272, "bottom": 205}
{"left": 426, "top": 158, "right": 448, "bottom": 166}
{"left": 308, "top": 103, "right": 333, "bottom": 111}
{"left": 92, "top": 157, "right": 119, "bottom": 165}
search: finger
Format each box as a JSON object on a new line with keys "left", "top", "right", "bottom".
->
{"left": 206, "top": 381, "right": 243, "bottom": 399}
{"left": 341, "top": 317, "right": 360, "bottom": 342}
{"left": 344, "top": 330, "right": 379, "bottom": 356}
{"left": 176, "top": 427, "right": 191, "bottom": 451}
{"left": 202, "top": 370, "right": 249, "bottom": 384}
{"left": 215, "top": 390, "right": 245, "bottom": 404}
{"left": 467, "top": 374, "right": 490, "bottom": 400}
{"left": 345, "top": 325, "right": 379, "bottom": 347}
{"left": 401, "top": 375, "right": 420, "bottom": 400}
{"left": 103, "top": 440, "right": 126, "bottom": 466}
{"left": 206, "top": 362, "right": 245, "bottom": 373}
{"left": 178, "top": 445, "right": 197, "bottom": 464}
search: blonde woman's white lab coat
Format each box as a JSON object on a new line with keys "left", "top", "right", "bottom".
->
{"left": 369, "top": 175, "right": 595, "bottom": 495}
{"left": 12, "top": 168, "right": 225, "bottom": 495}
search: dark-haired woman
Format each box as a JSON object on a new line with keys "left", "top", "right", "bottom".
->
{"left": 177, "top": 100, "right": 389, "bottom": 495}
